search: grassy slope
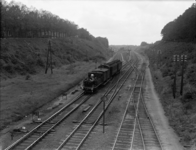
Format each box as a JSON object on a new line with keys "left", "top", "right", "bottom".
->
{"left": 142, "top": 42, "right": 196, "bottom": 148}
{"left": 0, "top": 37, "right": 112, "bottom": 130}
{"left": 0, "top": 62, "right": 98, "bottom": 130}
{"left": 0, "top": 37, "right": 112, "bottom": 79}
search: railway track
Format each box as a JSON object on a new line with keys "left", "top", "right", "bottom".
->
{"left": 131, "top": 88, "right": 163, "bottom": 150}
{"left": 131, "top": 66, "right": 163, "bottom": 150}
{"left": 112, "top": 64, "right": 163, "bottom": 150}
{"left": 4, "top": 57, "right": 136, "bottom": 150}
{"left": 55, "top": 61, "right": 136, "bottom": 150}
{"left": 111, "top": 73, "right": 141, "bottom": 150}
{"left": 4, "top": 93, "right": 92, "bottom": 150}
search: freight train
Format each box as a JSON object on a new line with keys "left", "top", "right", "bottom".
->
{"left": 81, "top": 60, "right": 122, "bottom": 93}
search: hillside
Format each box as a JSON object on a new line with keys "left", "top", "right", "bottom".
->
{"left": 143, "top": 42, "right": 196, "bottom": 148}
{"left": 0, "top": 37, "right": 113, "bottom": 130}
{"left": 161, "top": 4, "right": 196, "bottom": 42}
{"left": 0, "top": 0, "right": 115, "bottom": 132}
{"left": 141, "top": 4, "right": 196, "bottom": 149}
{"left": 140, "top": 4, "right": 196, "bottom": 150}
{"left": 0, "top": 37, "right": 112, "bottom": 79}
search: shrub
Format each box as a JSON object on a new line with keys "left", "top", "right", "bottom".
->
{"left": 186, "top": 64, "right": 196, "bottom": 86}
{"left": 4, "top": 65, "right": 14, "bottom": 73}
{"left": 36, "top": 58, "right": 44, "bottom": 67}
{"left": 25, "top": 74, "right": 31, "bottom": 80}
{"left": 181, "top": 92, "right": 194, "bottom": 103}
{"left": 184, "top": 103, "right": 192, "bottom": 110}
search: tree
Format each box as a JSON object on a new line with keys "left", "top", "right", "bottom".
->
{"left": 161, "top": 5, "right": 196, "bottom": 42}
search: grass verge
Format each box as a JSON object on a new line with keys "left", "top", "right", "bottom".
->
{"left": 0, "top": 61, "right": 97, "bottom": 130}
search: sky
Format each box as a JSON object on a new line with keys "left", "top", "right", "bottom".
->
{"left": 5, "top": 0, "right": 194, "bottom": 45}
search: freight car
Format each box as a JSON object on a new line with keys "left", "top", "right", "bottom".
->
{"left": 82, "top": 60, "right": 122, "bottom": 93}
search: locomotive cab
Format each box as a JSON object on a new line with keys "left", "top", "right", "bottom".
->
{"left": 82, "top": 60, "right": 122, "bottom": 94}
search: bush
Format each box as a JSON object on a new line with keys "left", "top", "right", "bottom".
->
{"left": 4, "top": 65, "right": 14, "bottom": 73}
{"left": 36, "top": 58, "right": 44, "bottom": 67}
{"left": 25, "top": 74, "right": 31, "bottom": 80}
{"left": 184, "top": 103, "right": 192, "bottom": 110}
{"left": 186, "top": 64, "right": 196, "bottom": 86}
{"left": 181, "top": 92, "right": 194, "bottom": 103}
{"left": 161, "top": 67, "right": 172, "bottom": 77}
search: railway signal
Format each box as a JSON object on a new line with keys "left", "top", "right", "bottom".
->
{"left": 180, "top": 55, "right": 187, "bottom": 95}
{"left": 45, "top": 40, "right": 53, "bottom": 74}
{"left": 173, "top": 55, "right": 179, "bottom": 99}
{"left": 172, "top": 54, "right": 187, "bottom": 98}
{"left": 157, "top": 50, "right": 162, "bottom": 68}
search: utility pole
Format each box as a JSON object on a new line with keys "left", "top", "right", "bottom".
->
{"left": 85, "top": 49, "right": 88, "bottom": 61}
{"left": 173, "top": 55, "right": 179, "bottom": 99}
{"left": 180, "top": 55, "right": 187, "bottom": 95}
{"left": 157, "top": 50, "right": 162, "bottom": 68}
{"left": 101, "top": 96, "right": 106, "bottom": 133}
{"left": 45, "top": 40, "right": 53, "bottom": 74}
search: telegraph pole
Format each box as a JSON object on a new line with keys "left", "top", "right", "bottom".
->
{"left": 173, "top": 55, "right": 179, "bottom": 99}
{"left": 50, "top": 40, "right": 53, "bottom": 74}
{"left": 157, "top": 50, "right": 162, "bottom": 68}
{"left": 45, "top": 40, "right": 53, "bottom": 74}
{"left": 101, "top": 96, "right": 106, "bottom": 133}
{"left": 180, "top": 55, "right": 187, "bottom": 95}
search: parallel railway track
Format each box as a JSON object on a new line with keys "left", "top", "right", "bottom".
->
{"left": 55, "top": 60, "right": 137, "bottom": 150}
{"left": 131, "top": 66, "right": 163, "bottom": 150}
{"left": 131, "top": 89, "right": 163, "bottom": 150}
{"left": 4, "top": 93, "right": 91, "bottom": 150}
{"left": 112, "top": 64, "right": 163, "bottom": 150}
{"left": 5, "top": 56, "right": 137, "bottom": 150}
{"left": 111, "top": 73, "right": 141, "bottom": 150}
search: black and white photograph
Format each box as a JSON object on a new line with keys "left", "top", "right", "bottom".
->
{"left": 0, "top": 0, "right": 196, "bottom": 150}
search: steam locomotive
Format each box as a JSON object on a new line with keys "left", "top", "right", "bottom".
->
{"left": 81, "top": 60, "right": 122, "bottom": 93}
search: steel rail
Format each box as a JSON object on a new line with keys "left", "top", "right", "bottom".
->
{"left": 5, "top": 52, "right": 136, "bottom": 150}
{"left": 5, "top": 92, "right": 85, "bottom": 150}
{"left": 23, "top": 95, "right": 91, "bottom": 150}
{"left": 111, "top": 73, "right": 139, "bottom": 150}
{"left": 104, "top": 60, "right": 138, "bottom": 97}
{"left": 135, "top": 113, "right": 146, "bottom": 150}
{"left": 76, "top": 61, "right": 137, "bottom": 150}
{"left": 56, "top": 61, "right": 135, "bottom": 150}
{"left": 8, "top": 60, "right": 134, "bottom": 150}
{"left": 140, "top": 89, "right": 164, "bottom": 150}
{"left": 130, "top": 73, "right": 145, "bottom": 150}
{"left": 131, "top": 65, "right": 163, "bottom": 150}
{"left": 108, "top": 60, "right": 135, "bottom": 97}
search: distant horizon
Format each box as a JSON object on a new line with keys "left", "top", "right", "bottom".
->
{"left": 4, "top": 0, "right": 194, "bottom": 45}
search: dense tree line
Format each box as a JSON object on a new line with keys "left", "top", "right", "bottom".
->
{"left": 140, "top": 41, "right": 149, "bottom": 46}
{"left": 0, "top": 0, "right": 94, "bottom": 40}
{"left": 95, "top": 37, "right": 109, "bottom": 48}
{"left": 161, "top": 4, "right": 196, "bottom": 42}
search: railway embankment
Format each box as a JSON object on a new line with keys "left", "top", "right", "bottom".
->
{"left": 0, "top": 37, "right": 112, "bottom": 130}
{"left": 141, "top": 42, "right": 196, "bottom": 150}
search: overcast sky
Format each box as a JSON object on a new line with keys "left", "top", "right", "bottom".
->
{"left": 5, "top": 0, "right": 194, "bottom": 45}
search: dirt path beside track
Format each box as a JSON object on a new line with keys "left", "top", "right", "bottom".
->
{"left": 135, "top": 51, "right": 184, "bottom": 150}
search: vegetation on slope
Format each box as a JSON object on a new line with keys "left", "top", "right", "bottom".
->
{"left": 0, "top": 37, "right": 112, "bottom": 79}
{"left": 142, "top": 41, "right": 196, "bottom": 148}
{"left": 142, "top": 4, "right": 196, "bottom": 148}
{"left": 0, "top": 0, "right": 112, "bottom": 79}
{"left": 0, "top": 36, "right": 112, "bottom": 130}
{"left": 0, "top": 61, "right": 99, "bottom": 131}
{"left": 161, "top": 4, "right": 196, "bottom": 42}
{"left": 0, "top": 0, "right": 96, "bottom": 40}
{"left": 0, "top": 0, "right": 113, "bottom": 131}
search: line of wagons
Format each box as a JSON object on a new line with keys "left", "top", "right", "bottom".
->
{"left": 81, "top": 60, "right": 122, "bottom": 93}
